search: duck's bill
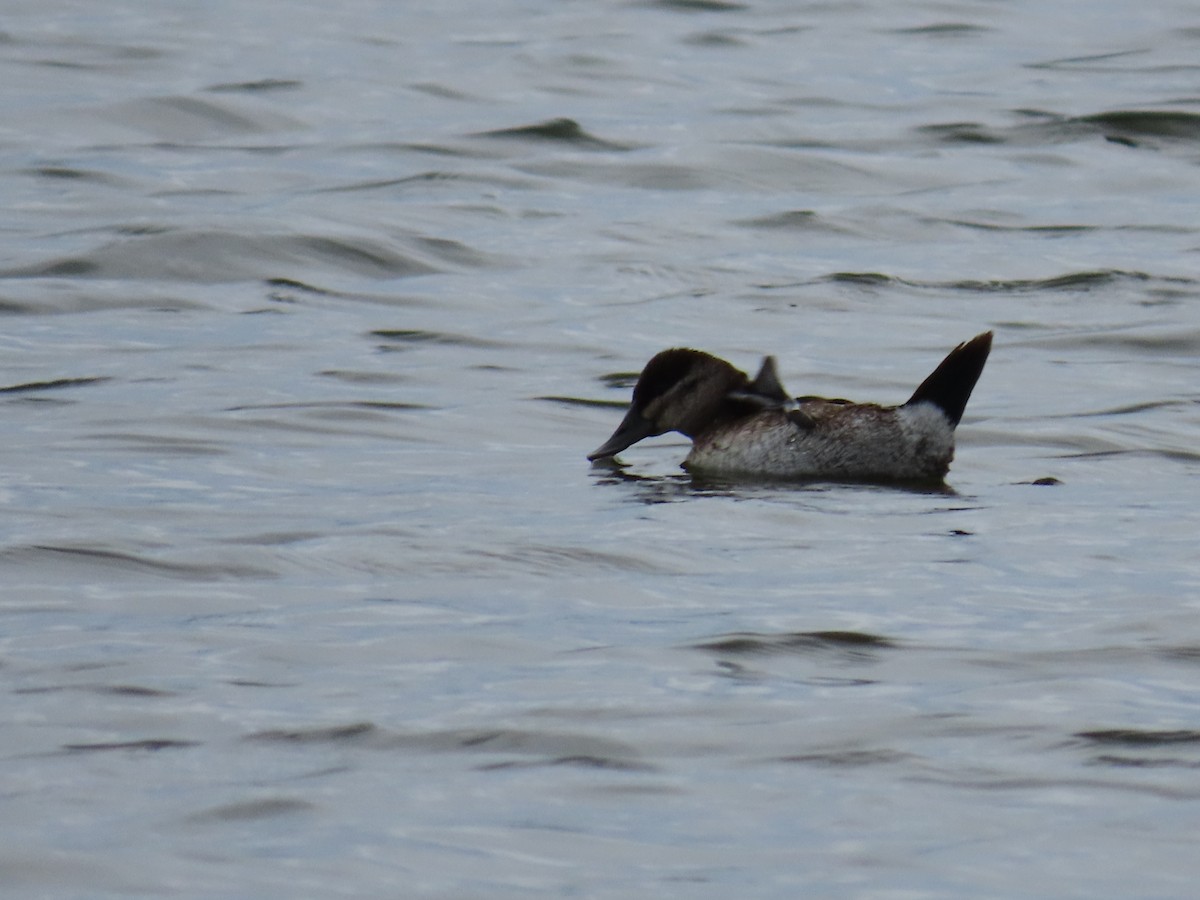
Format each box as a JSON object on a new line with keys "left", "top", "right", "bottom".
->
{"left": 587, "top": 408, "right": 658, "bottom": 460}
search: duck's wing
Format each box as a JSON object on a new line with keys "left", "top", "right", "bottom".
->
{"left": 749, "top": 356, "right": 790, "bottom": 403}
{"left": 726, "top": 356, "right": 815, "bottom": 429}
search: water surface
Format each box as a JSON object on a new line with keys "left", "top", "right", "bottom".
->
{"left": 3, "top": 1, "right": 1200, "bottom": 897}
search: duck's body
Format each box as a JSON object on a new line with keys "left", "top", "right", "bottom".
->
{"left": 588, "top": 332, "right": 992, "bottom": 483}
{"left": 683, "top": 397, "right": 957, "bottom": 481}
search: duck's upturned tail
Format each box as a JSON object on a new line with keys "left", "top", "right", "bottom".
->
{"left": 904, "top": 331, "right": 993, "bottom": 427}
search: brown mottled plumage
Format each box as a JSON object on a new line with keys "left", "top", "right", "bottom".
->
{"left": 589, "top": 332, "right": 992, "bottom": 483}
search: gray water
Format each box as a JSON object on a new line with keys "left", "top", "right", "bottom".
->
{"left": 3, "top": 1, "right": 1200, "bottom": 897}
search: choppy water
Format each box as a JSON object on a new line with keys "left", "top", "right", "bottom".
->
{"left": 4, "top": 1, "right": 1200, "bottom": 897}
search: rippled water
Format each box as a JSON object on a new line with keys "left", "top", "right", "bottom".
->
{"left": 4, "top": 1, "right": 1200, "bottom": 897}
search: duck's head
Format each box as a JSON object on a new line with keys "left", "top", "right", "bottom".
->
{"left": 588, "top": 348, "right": 751, "bottom": 460}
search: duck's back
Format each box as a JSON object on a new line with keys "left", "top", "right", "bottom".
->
{"left": 683, "top": 400, "right": 955, "bottom": 482}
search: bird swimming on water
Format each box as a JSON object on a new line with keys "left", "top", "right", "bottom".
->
{"left": 588, "top": 332, "right": 992, "bottom": 483}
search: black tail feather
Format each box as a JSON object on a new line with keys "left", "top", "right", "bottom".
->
{"left": 904, "top": 332, "right": 992, "bottom": 426}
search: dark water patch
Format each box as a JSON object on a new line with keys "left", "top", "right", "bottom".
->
{"left": 891, "top": 23, "right": 991, "bottom": 37}
{"left": 80, "top": 432, "right": 226, "bottom": 457}
{"left": 298, "top": 235, "right": 440, "bottom": 277}
{"left": 1076, "top": 729, "right": 1200, "bottom": 746}
{"left": 1140, "top": 287, "right": 1196, "bottom": 308}
{"left": 222, "top": 410, "right": 422, "bottom": 439}
{"left": 473, "top": 117, "right": 629, "bottom": 150}
{"left": 695, "top": 630, "right": 897, "bottom": 656}
{"left": 264, "top": 276, "right": 335, "bottom": 301}
{"left": 101, "top": 94, "right": 298, "bottom": 140}
{"left": 205, "top": 78, "right": 303, "bottom": 93}
{"left": 3, "top": 544, "right": 273, "bottom": 581}
{"left": 318, "top": 369, "right": 411, "bottom": 386}
{"left": 1090, "top": 755, "right": 1200, "bottom": 769}
{"left": 939, "top": 270, "right": 1176, "bottom": 293}
{"left": 97, "top": 684, "right": 174, "bottom": 697}
{"left": 246, "top": 723, "right": 641, "bottom": 763}
{"left": 187, "top": 797, "right": 314, "bottom": 823}
{"left": 219, "top": 530, "right": 321, "bottom": 548}
{"left": 312, "top": 171, "right": 465, "bottom": 194}
{"left": 413, "top": 234, "right": 505, "bottom": 269}
{"left": 1058, "top": 447, "right": 1200, "bottom": 464}
{"left": 480, "top": 755, "right": 656, "bottom": 773}
{"left": 0, "top": 231, "right": 442, "bottom": 283}
{"left": 1161, "top": 645, "right": 1200, "bottom": 664}
{"left": 734, "top": 210, "right": 835, "bottom": 232}
{"left": 0, "top": 295, "right": 31, "bottom": 314}
{"left": 1070, "top": 399, "right": 1191, "bottom": 418}
{"left": 641, "top": 0, "right": 748, "bottom": 10}
{"left": 392, "top": 139, "right": 512, "bottom": 160}
{"left": 587, "top": 465, "right": 694, "bottom": 495}
{"left": 421, "top": 728, "right": 641, "bottom": 762}
{"left": 715, "top": 659, "right": 876, "bottom": 687}
{"left": 598, "top": 370, "right": 641, "bottom": 390}
{"left": 587, "top": 466, "right": 945, "bottom": 502}
{"left": 933, "top": 109, "right": 1200, "bottom": 149}
{"left": 538, "top": 395, "right": 628, "bottom": 410}
{"left": 370, "top": 328, "right": 505, "bottom": 349}
{"left": 478, "top": 544, "right": 678, "bottom": 576}
{"left": 1043, "top": 328, "right": 1200, "bottom": 354}
{"left": 25, "top": 52, "right": 163, "bottom": 75}
{"left": 225, "top": 400, "right": 432, "bottom": 413}
{"left": 22, "top": 166, "right": 128, "bottom": 186}
{"left": 15, "top": 683, "right": 174, "bottom": 697}
{"left": 930, "top": 218, "right": 1096, "bottom": 235}
{"left": 683, "top": 30, "right": 750, "bottom": 48}
{"left": 824, "top": 271, "right": 892, "bottom": 286}
{"left": 1027, "top": 48, "right": 1150, "bottom": 71}
{"left": 527, "top": 158, "right": 716, "bottom": 190}
{"left": 7, "top": 29, "right": 164, "bottom": 66}
{"left": 1077, "top": 110, "right": 1200, "bottom": 142}
{"left": 63, "top": 739, "right": 200, "bottom": 753}
{"left": 916, "top": 121, "right": 1005, "bottom": 144}
{"left": 314, "top": 166, "right": 540, "bottom": 194}
{"left": 921, "top": 109, "right": 1200, "bottom": 148}
{"left": 114, "top": 223, "right": 174, "bottom": 236}
{"left": 777, "top": 748, "right": 912, "bottom": 767}
{"left": 409, "top": 81, "right": 477, "bottom": 101}
{"left": 265, "top": 276, "right": 351, "bottom": 299}
{"left": 1075, "top": 730, "right": 1200, "bottom": 771}
{"left": 990, "top": 269, "right": 1146, "bottom": 291}
{"left": 15, "top": 258, "right": 98, "bottom": 277}
{"left": 248, "top": 722, "right": 378, "bottom": 744}
{"left": 0, "top": 376, "right": 109, "bottom": 395}
{"left": 914, "top": 772, "right": 1200, "bottom": 800}
{"left": 264, "top": 278, "right": 432, "bottom": 309}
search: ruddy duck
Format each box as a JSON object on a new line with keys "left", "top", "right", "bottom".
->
{"left": 588, "top": 332, "right": 992, "bottom": 482}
